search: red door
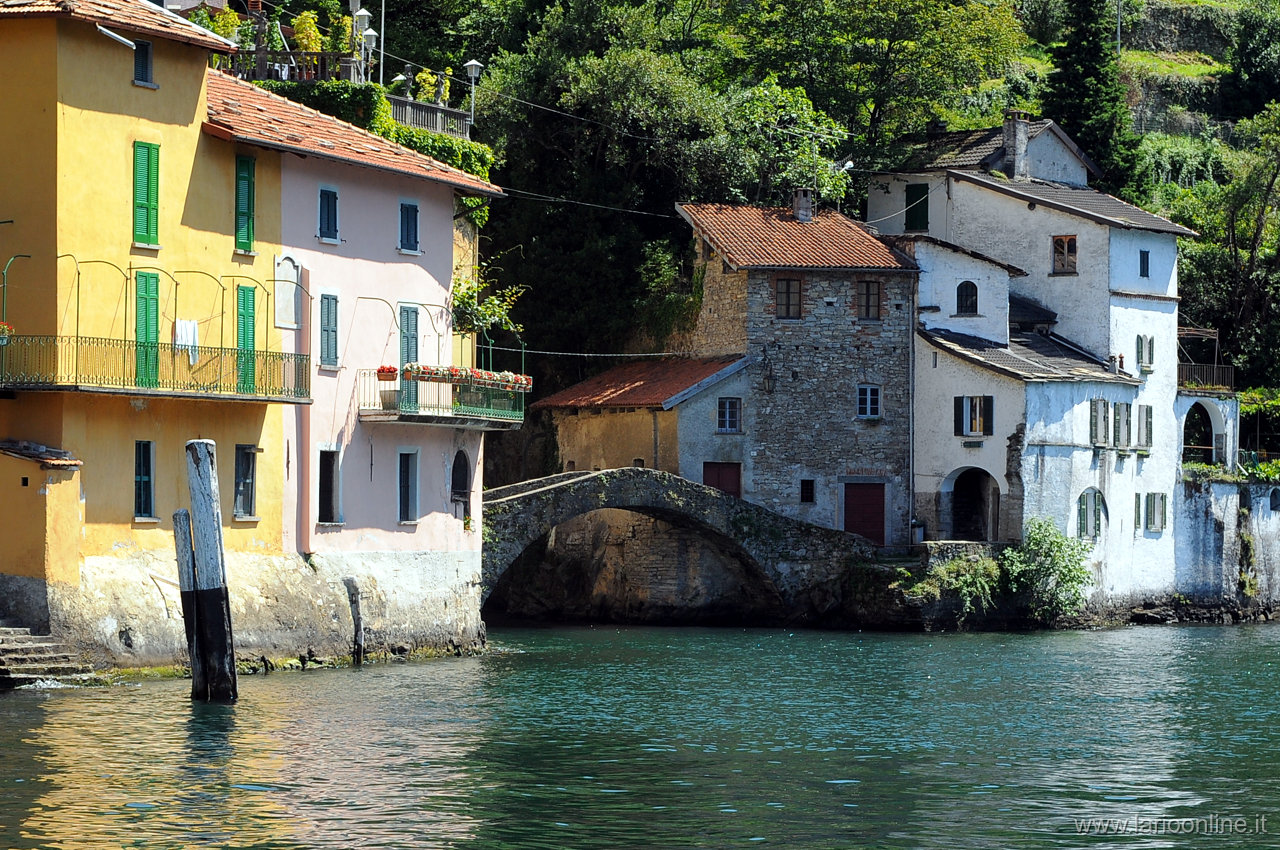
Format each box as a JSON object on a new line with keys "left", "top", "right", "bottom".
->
{"left": 703, "top": 462, "right": 742, "bottom": 497}
{"left": 844, "top": 483, "right": 885, "bottom": 545}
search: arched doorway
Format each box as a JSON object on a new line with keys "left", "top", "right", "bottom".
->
{"left": 951, "top": 468, "right": 1001, "bottom": 541}
{"left": 451, "top": 449, "right": 471, "bottom": 521}
{"left": 1183, "top": 402, "right": 1215, "bottom": 464}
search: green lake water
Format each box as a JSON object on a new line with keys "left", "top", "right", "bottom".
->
{"left": 3, "top": 624, "right": 1280, "bottom": 848}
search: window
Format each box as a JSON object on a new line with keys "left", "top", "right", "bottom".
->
{"left": 398, "top": 450, "right": 418, "bottom": 522}
{"left": 775, "top": 278, "right": 801, "bottom": 319}
{"left": 717, "top": 397, "right": 742, "bottom": 433}
{"left": 135, "top": 271, "right": 159, "bottom": 388}
{"left": 399, "top": 202, "right": 419, "bottom": 252}
{"left": 1136, "top": 404, "right": 1153, "bottom": 448}
{"left": 1144, "top": 492, "right": 1167, "bottom": 533}
{"left": 318, "top": 187, "right": 339, "bottom": 241}
{"left": 632, "top": 458, "right": 646, "bottom": 468}
{"left": 904, "top": 183, "right": 929, "bottom": 231}
{"left": 133, "top": 40, "right": 153, "bottom": 85}
{"left": 318, "top": 449, "right": 340, "bottom": 523}
{"left": 132, "top": 141, "right": 159, "bottom": 245}
{"left": 134, "top": 440, "right": 154, "bottom": 519}
{"left": 953, "top": 395, "right": 993, "bottom": 437}
{"left": 856, "top": 280, "right": 881, "bottom": 320}
{"left": 451, "top": 450, "right": 471, "bottom": 520}
{"left": 234, "top": 444, "right": 258, "bottom": 518}
{"left": 800, "top": 479, "right": 815, "bottom": 503}
{"left": 1139, "top": 249, "right": 1150, "bottom": 278}
{"left": 1052, "top": 235, "right": 1077, "bottom": 274}
{"left": 1136, "top": 335, "right": 1155, "bottom": 373}
{"left": 1077, "top": 489, "right": 1105, "bottom": 539}
{"left": 857, "top": 384, "right": 881, "bottom": 418}
{"left": 956, "top": 281, "right": 978, "bottom": 315}
{"left": 1113, "top": 402, "right": 1132, "bottom": 448}
{"left": 319, "top": 293, "right": 338, "bottom": 367}
{"left": 235, "top": 155, "right": 255, "bottom": 252}
{"left": 1089, "top": 398, "right": 1110, "bottom": 446}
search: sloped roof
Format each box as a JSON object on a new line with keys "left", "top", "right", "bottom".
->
{"left": 0, "top": 439, "right": 83, "bottom": 469}
{"left": 881, "top": 234, "right": 1027, "bottom": 277}
{"left": 203, "top": 71, "right": 504, "bottom": 198}
{"left": 921, "top": 327, "right": 1137, "bottom": 385}
{"left": 893, "top": 119, "right": 1100, "bottom": 177}
{"left": 0, "top": 0, "right": 234, "bottom": 51}
{"left": 1009, "top": 293, "right": 1057, "bottom": 326}
{"left": 951, "top": 171, "right": 1195, "bottom": 237}
{"left": 532, "top": 356, "right": 746, "bottom": 410}
{"left": 676, "top": 204, "right": 912, "bottom": 271}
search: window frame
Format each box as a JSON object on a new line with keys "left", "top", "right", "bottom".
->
{"left": 856, "top": 280, "right": 882, "bottom": 321}
{"left": 775, "top": 277, "right": 802, "bottom": 320}
{"left": 1077, "top": 488, "right": 1105, "bottom": 540}
{"left": 857, "top": 384, "right": 881, "bottom": 418}
{"left": 398, "top": 449, "right": 419, "bottom": 523}
{"left": 134, "top": 439, "right": 155, "bottom": 519}
{"left": 132, "top": 141, "right": 159, "bottom": 246}
{"left": 1136, "top": 334, "right": 1155, "bottom": 373}
{"left": 717, "top": 397, "right": 742, "bottom": 434}
{"left": 1051, "top": 235, "right": 1077, "bottom": 275}
{"left": 799, "top": 479, "right": 816, "bottom": 504}
{"left": 318, "top": 186, "right": 339, "bottom": 242}
{"left": 1139, "top": 249, "right": 1151, "bottom": 278}
{"left": 133, "top": 39, "right": 155, "bottom": 87}
{"left": 1136, "top": 404, "right": 1153, "bottom": 449}
{"left": 399, "top": 201, "right": 420, "bottom": 253}
{"left": 1089, "top": 398, "right": 1110, "bottom": 446}
{"left": 319, "top": 292, "right": 339, "bottom": 368}
{"left": 904, "top": 182, "right": 929, "bottom": 231}
{"left": 1113, "top": 402, "right": 1132, "bottom": 448}
{"left": 234, "top": 155, "right": 255, "bottom": 253}
{"left": 955, "top": 280, "right": 978, "bottom": 316}
{"left": 233, "top": 443, "right": 259, "bottom": 519}
{"left": 1144, "top": 492, "right": 1167, "bottom": 533}
{"left": 318, "top": 447, "right": 341, "bottom": 524}
{"left": 953, "top": 395, "right": 994, "bottom": 437}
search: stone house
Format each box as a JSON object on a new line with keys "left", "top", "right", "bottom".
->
{"left": 868, "top": 110, "right": 1240, "bottom": 606}
{"left": 537, "top": 194, "right": 918, "bottom": 546}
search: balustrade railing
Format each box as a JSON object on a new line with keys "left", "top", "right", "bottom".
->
{"left": 1178, "top": 362, "right": 1234, "bottom": 390}
{"left": 0, "top": 335, "right": 309, "bottom": 401}
{"left": 357, "top": 369, "right": 525, "bottom": 423}
{"left": 226, "top": 50, "right": 349, "bottom": 82}
{"left": 385, "top": 95, "right": 471, "bottom": 139}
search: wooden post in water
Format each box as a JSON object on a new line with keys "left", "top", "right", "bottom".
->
{"left": 184, "top": 439, "right": 238, "bottom": 702}
{"left": 172, "top": 508, "right": 207, "bottom": 695}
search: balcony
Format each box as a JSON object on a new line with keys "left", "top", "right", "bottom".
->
{"left": 226, "top": 50, "right": 348, "bottom": 83}
{"left": 0, "top": 336, "right": 309, "bottom": 402}
{"left": 356, "top": 369, "right": 526, "bottom": 430}
{"left": 1177, "top": 362, "right": 1234, "bottom": 392}
{"left": 386, "top": 95, "right": 471, "bottom": 139}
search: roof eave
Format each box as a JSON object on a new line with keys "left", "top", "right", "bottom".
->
{"left": 661, "top": 357, "right": 751, "bottom": 410}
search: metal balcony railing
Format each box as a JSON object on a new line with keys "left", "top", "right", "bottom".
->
{"left": 1178, "top": 362, "right": 1234, "bottom": 391}
{"left": 356, "top": 369, "right": 525, "bottom": 424}
{"left": 0, "top": 335, "right": 310, "bottom": 401}
{"left": 227, "top": 50, "right": 348, "bottom": 82}
{"left": 385, "top": 95, "right": 471, "bottom": 139}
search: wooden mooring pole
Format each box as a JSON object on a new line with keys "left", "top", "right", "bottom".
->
{"left": 180, "top": 439, "right": 238, "bottom": 702}
{"left": 172, "top": 508, "right": 207, "bottom": 696}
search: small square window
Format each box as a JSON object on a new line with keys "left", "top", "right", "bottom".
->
{"left": 800, "top": 479, "right": 815, "bottom": 503}
{"left": 1052, "top": 235, "right": 1077, "bottom": 274}
{"left": 234, "top": 444, "right": 258, "bottom": 518}
{"left": 954, "top": 395, "right": 993, "bottom": 436}
{"left": 775, "top": 278, "right": 801, "bottom": 319}
{"left": 857, "top": 384, "right": 881, "bottom": 418}
{"left": 717, "top": 397, "right": 742, "bottom": 433}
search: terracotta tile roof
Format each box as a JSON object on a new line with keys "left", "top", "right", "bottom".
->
{"left": 0, "top": 439, "right": 83, "bottom": 469}
{"left": 892, "top": 119, "right": 1101, "bottom": 178}
{"left": 0, "top": 0, "right": 234, "bottom": 51}
{"left": 203, "top": 71, "right": 504, "bottom": 198}
{"left": 952, "top": 171, "right": 1196, "bottom": 237}
{"left": 532, "top": 356, "right": 746, "bottom": 410}
{"left": 676, "top": 204, "right": 912, "bottom": 271}
{"left": 921, "top": 327, "right": 1138, "bottom": 385}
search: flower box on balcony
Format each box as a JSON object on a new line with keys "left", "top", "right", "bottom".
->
{"left": 376, "top": 366, "right": 398, "bottom": 382}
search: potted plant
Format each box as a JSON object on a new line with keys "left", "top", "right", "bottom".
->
{"left": 0, "top": 321, "right": 12, "bottom": 346}
{"left": 376, "top": 365, "right": 398, "bottom": 382}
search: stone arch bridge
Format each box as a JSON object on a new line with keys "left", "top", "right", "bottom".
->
{"left": 481, "top": 468, "right": 903, "bottom": 626}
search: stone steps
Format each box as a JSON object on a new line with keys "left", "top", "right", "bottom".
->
{"left": 0, "top": 622, "right": 94, "bottom": 690}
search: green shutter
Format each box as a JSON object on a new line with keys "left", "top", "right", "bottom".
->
{"left": 320, "top": 294, "right": 338, "bottom": 367}
{"left": 1135, "top": 494, "right": 1142, "bottom": 531}
{"left": 400, "top": 306, "right": 418, "bottom": 409}
{"left": 1094, "top": 493, "right": 1102, "bottom": 537}
{"left": 235, "top": 156, "right": 255, "bottom": 252}
{"left": 1077, "top": 494, "right": 1087, "bottom": 538}
{"left": 237, "top": 285, "right": 255, "bottom": 393}
{"left": 135, "top": 272, "right": 159, "bottom": 387}
{"left": 1145, "top": 406, "right": 1153, "bottom": 447}
{"left": 1089, "top": 400, "right": 1098, "bottom": 443}
{"left": 133, "top": 142, "right": 159, "bottom": 244}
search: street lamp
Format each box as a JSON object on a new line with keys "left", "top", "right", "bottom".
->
{"left": 353, "top": 8, "right": 371, "bottom": 80}
{"left": 463, "top": 58, "right": 483, "bottom": 126}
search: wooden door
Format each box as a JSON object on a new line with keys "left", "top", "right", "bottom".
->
{"left": 703, "top": 462, "right": 741, "bottom": 498}
{"left": 844, "top": 482, "right": 885, "bottom": 545}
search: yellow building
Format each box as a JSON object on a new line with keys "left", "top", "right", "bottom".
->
{"left": 0, "top": 0, "right": 314, "bottom": 661}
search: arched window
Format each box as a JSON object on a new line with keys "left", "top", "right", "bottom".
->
{"left": 1077, "top": 488, "right": 1106, "bottom": 539}
{"left": 956, "top": 281, "right": 978, "bottom": 315}
{"left": 451, "top": 450, "right": 471, "bottom": 519}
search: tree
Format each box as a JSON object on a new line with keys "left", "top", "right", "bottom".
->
{"left": 1040, "top": 0, "right": 1145, "bottom": 201}
{"left": 1224, "top": 1, "right": 1280, "bottom": 120}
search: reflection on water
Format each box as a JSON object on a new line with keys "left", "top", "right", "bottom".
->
{"left": 2, "top": 626, "right": 1280, "bottom": 848}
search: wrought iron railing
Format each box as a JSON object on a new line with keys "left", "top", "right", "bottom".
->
{"left": 356, "top": 369, "right": 525, "bottom": 423}
{"left": 386, "top": 95, "right": 471, "bottom": 139}
{"left": 1178, "top": 363, "right": 1234, "bottom": 390}
{"left": 0, "top": 335, "right": 309, "bottom": 400}
{"left": 227, "top": 50, "right": 349, "bottom": 82}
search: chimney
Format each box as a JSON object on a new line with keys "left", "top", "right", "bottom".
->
{"left": 1002, "top": 108, "right": 1030, "bottom": 180}
{"left": 792, "top": 188, "right": 813, "bottom": 223}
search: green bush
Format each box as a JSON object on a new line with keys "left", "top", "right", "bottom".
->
{"left": 999, "top": 517, "right": 1093, "bottom": 624}
{"left": 904, "top": 555, "right": 1000, "bottom": 625}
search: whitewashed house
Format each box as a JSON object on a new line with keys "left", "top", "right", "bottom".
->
{"left": 869, "top": 109, "right": 1238, "bottom": 606}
